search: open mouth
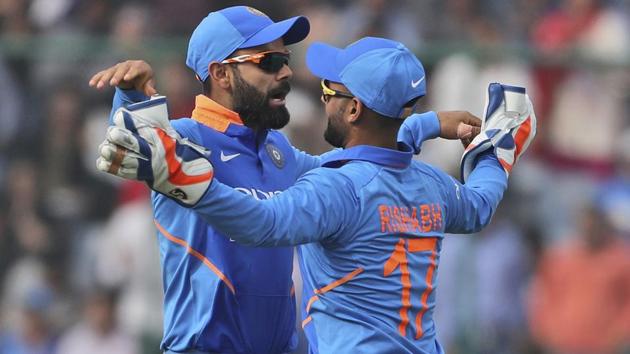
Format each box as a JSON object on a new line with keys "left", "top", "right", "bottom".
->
{"left": 269, "top": 90, "right": 289, "bottom": 107}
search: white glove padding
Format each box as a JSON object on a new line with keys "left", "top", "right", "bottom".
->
{"left": 460, "top": 83, "right": 537, "bottom": 182}
{"left": 96, "top": 96, "right": 214, "bottom": 206}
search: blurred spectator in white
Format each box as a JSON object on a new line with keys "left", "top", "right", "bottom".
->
{"left": 0, "top": 287, "right": 58, "bottom": 354}
{"left": 56, "top": 288, "right": 139, "bottom": 354}
{"left": 94, "top": 181, "right": 163, "bottom": 345}
{"left": 527, "top": 202, "right": 630, "bottom": 354}
{"left": 531, "top": 0, "right": 630, "bottom": 173}
{"left": 421, "top": 18, "right": 532, "bottom": 174}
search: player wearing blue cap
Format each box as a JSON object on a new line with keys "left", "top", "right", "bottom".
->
{"left": 96, "top": 35, "right": 536, "bottom": 353}
{"left": 89, "top": 7, "right": 483, "bottom": 354}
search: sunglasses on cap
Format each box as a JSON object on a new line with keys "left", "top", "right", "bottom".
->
{"left": 222, "top": 50, "right": 291, "bottom": 74}
{"left": 321, "top": 80, "right": 354, "bottom": 103}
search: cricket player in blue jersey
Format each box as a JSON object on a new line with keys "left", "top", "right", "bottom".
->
{"left": 89, "top": 7, "right": 484, "bottom": 354}
{"left": 96, "top": 36, "right": 536, "bottom": 353}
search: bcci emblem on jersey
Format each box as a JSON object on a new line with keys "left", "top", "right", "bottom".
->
{"left": 265, "top": 143, "right": 285, "bottom": 169}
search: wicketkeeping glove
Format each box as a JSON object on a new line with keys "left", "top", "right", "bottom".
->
{"left": 96, "top": 96, "right": 214, "bottom": 206}
{"left": 460, "top": 83, "right": 537, "bottom": 182}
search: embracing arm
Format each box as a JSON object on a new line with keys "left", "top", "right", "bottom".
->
{"left": 191, "top": 170, "right": 356, "bottom": 247}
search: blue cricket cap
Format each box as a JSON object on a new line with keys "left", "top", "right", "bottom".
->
{"left": 306, "top": 37, "right": 426, "bottom": 118}
{"left": 186, "top": 6, "right": 310, "bottom": 81}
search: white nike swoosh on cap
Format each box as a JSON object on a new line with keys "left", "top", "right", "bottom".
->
{"left": 411, "top": 76, "right": 425, "bottom": 88}
{"left": 220, "top": 151, "right": 241, "bottom": 162}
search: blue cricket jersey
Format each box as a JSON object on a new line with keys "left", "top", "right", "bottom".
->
{"left": 110, "top": 89, "right": 441, "bottom": 353}
{"left": 189, "top": 144, "right": 507, "bottom": 353}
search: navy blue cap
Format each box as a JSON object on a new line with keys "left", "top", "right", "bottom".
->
{"left": 186, "top": 6, "right": 310, "bottom": 81}
{"left": 306, "top": 37, "right": 426, "bottom": 118}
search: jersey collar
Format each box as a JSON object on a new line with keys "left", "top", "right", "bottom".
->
{"left": 191, "top": 95, "right": 244, "bottom": 132}
{"left": 322, "top": 145, "right": 413, "bottom": 169}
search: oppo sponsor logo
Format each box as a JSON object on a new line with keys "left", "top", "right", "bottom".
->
{"left": 234, "top": 187, "right": 281, "bottom": 200}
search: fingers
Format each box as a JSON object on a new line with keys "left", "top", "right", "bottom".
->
{"left": 96, "top": 156, "right": 140, "bottom": 179}
{"left": 465, "top": 112, "right": 482, "bottom": 127}
{"left": 143, "top": 79, "right": 157, "bottom": 96}
{"left": 96, "top": 143, "right": 140, "bottom": 179}
{"left": 106, "top": 126, "right": 145, "bottom": 155}
{"left": 88, "top": 60, "right": 155, "bottom": 92}
{"left": 456, "top": 123, "right": 474, "bottom": 140}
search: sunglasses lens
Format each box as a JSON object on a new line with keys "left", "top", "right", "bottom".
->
{"left": 259, "top": 53, "right": 289, "bottom": 73}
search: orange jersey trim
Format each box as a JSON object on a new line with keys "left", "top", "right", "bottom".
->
{"left": 305, "top": 267, "right": 364, "bottom": 313}
{"left": 190, "top": 95, "right": 243, "bottom": 132}
{"left": 301, "top": 315, "right": 313, "bottom": 329}
{"left": 154, "top": 219, "right": 236, "bottom": 294}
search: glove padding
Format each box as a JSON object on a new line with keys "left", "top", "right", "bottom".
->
{"left": 460, "top": 83, "right": 537, "bottom": 182}
{"left": 96, "top": 96, "right": 214, "bottom": 205}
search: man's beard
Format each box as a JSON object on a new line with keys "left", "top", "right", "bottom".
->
{"left": 232, "top": 70, "right": 290, "bottom": 131}
{"left": 323, "top": 108, "right": 348, "bottom": 148}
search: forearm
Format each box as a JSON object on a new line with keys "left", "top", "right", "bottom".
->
{"left": 449, "top": 152, "right": 508, "bottom": 233}
{"left": 192, "top": 178, "right": 336, "bottom": 247}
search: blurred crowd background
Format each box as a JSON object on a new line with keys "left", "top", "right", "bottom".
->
{"left": 0, "top": 0, "right": 629, "bottom": 353}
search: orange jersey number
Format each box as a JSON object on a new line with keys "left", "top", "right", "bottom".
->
{"left": 383, "top": 237, "right": 438, "bottom": 339}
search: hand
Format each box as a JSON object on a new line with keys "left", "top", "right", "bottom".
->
{"left": 436, "top": 111, "right": 481, "bottom": 147}
{"left": 89, "top": 60, "right": 158, "bottom": 97}
{"left": 460, "top": 83, "right": 537, "bottom": 182}
{"left": 96, "top": 96, "right": 214, "bottom": 206}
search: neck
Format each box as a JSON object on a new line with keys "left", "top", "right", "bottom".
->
{"left": 344, "top": 130, "right": 399, "bottom": 150}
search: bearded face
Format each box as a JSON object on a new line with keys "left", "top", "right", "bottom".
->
{"left": 231, "top": 69, "right": 291, "bottom": 131}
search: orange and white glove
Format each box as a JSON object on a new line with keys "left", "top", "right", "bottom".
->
{"left": 96, "top": 96, "right": 214, "bottom": 206}
{"left": 461, "top": 83, "right": 537, "bottom": 182}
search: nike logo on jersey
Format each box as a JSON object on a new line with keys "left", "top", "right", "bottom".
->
{"left": 411, "top": 77, "right": 425, "bottom": 88}
{"left": 220, "top": 151, "right": 241, "bottom": 162}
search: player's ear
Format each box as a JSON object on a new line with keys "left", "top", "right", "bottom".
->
{"left": 209, "top": 62, "right": 231, "bottom": 90}
{"left": 347, "top": 98, "right": 363, "bottom": 124}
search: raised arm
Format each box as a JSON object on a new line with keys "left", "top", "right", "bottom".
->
{"left": 88, "top": 60, "right": 156, "bottom": 123}
{"left": 445, "top": 82, "right": 537, "bottom": 233}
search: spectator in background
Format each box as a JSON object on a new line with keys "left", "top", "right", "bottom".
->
{"left": 0, "top": 288, "right": 57, "bottom": 354}
{"left": 531, "top": 0, "right": 630, "bottom": 172}
{"left": 56, "top": 288, "right": 138, "bottom": 354}
{"left": 527, "top": 201, "right": 630, "bottom": 354}
{"left": 596, "top": 128, "right": 630, "bottom": 239}
{"left": 93, "top": 181, "right": 163, "bottom": 349}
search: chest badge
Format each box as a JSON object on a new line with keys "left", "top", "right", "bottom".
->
{"left": 265, "top": 143, "right": 285, "bottom": 169}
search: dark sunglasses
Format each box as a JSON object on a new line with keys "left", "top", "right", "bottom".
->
{"left": 222, "top": 50, "right": 291, "bottom": 73}
{"left": 321, "top": 80, "right": 354, "bottom": 103}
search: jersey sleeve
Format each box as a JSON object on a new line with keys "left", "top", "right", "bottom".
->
{"left": 191, "top": 169, "right": 358, "bottom": 247}
{"left": 397, "top": 111, "right": 440, "bottom": 154}
{"left": 437, "top": 151, "right": 508, "bottom": 233}
{"left": 109, "top": 88, "right": 149, "bottom": 125}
